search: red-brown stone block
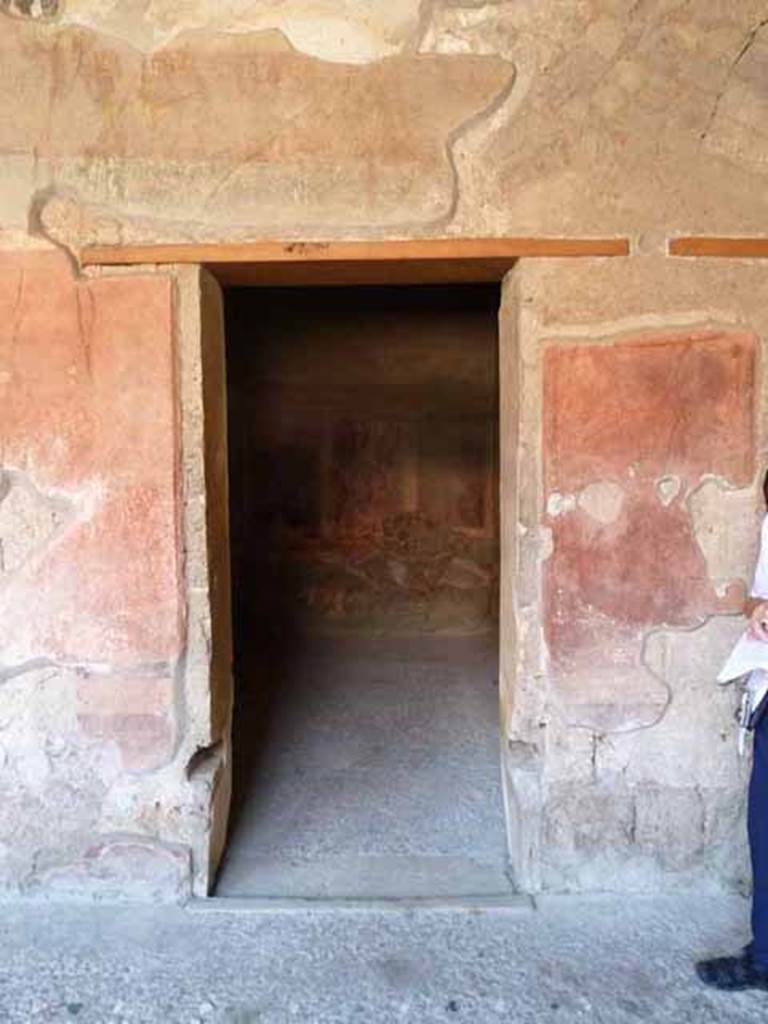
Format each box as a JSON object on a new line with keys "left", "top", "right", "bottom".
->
{"left": 0, "top": 250, "right": 181, "bottom": 667}
{"left": 543, "top": 329, "right": 756, "bottom": 728}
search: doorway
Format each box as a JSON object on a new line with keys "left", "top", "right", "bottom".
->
{"left": 215, "top": 284, "right": 507, "bottom": 898}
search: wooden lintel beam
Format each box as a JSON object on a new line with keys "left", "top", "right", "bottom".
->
{"left": 81, "top": 237, "right": 630, "bottom": 286}
{"left": 82, "top": 237, "right": 631, "bottom": 265}
{"left": 669, "top": 237, "right": 768, "bottom": 258}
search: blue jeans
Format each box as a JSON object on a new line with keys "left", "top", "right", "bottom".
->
{"left": 750, "top": 707, "right": 768, "bottom": 968}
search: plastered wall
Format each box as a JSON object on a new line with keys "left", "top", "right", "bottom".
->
{"left": 1, "top": 0, "right": 767, "bottom": 899}
{"left": 1, "top": 0, "right": 767, "bottom": 245}
{"left": 502, "top": 257, "right": 766, "bottom": 892}
{"left": 0, "top": 253, "right": 230, "bottom": 900}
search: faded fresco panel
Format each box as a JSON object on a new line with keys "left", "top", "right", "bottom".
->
{"left": 0, "top": 251, "right": 181, "bottom": 668}
{"left": 0, "top": 250, "right": 181, "bottom": 780}
{"left": 543, "top": 330, "right": 756, "bottom": 730}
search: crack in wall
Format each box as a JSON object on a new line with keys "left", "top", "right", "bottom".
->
{"left": 408, "top": 0, "right": 438, "bottom": 53}
{"left": 8, "top": 269, "right": 25, "bottom": 374}
{"left": 590, "top": 731, "right": 602, "bottom": 783}
{"left": 74, "top": 285, "right": 94, "bottom": 379}
{"left": 28, "top": 187, "right": 85, "bottom": 279}
{"left": 0, "top": 657, "right": 174, "bottom": 686}
{"left": 426, "top": 58, "right": 517, "bottom": 233}
{"left": 632, "top": 609, "right": 748, "bottom": 740}
{"left": 700, "top": 14, "right": 768, "bottom": 142}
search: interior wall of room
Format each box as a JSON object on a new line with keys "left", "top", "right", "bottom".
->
{"left": 225, "top": 286, "right": 499, "bottom": 641}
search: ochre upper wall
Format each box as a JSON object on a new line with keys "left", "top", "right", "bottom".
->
{"left": 1, "top": 0, "right": 767, "bottom": 243}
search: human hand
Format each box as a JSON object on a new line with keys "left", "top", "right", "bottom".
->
{"left": 749, "top": 601, "right": 768, "bottom": 643}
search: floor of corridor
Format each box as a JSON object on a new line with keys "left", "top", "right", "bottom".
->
{"left": 2, "top": 892, "right": 760, "bottom": 1023}
{"left": 215, "top": 633, "right": 510, "bottom": 899}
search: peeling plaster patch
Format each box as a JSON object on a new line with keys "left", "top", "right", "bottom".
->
{"left": 33, "top": 835, "right": 192, "bottom": 903}
{"left": 0, "top": 253, "right": 181, "bottom": 668}
{"left": 61, "top": 0, "right": 422, "bottom": 61}
{"left": 701, "top": 14, "right": 768, "bottom": 171}
{"left": 0, "top": 0, "right": 58, "bottom": 19}
{"left": 656, "top": 476, "right": 681, "bottom": 507}
{"left": 271, "top": 17, "right": 402, "bottom": 63}
{"left": 602, "top": 616, "right": 747, "bottom": 789}
{"left": 689, "top": 477, "right": 758, "bottom": 591}
{"left": 553, "top": 661, "right": 670, "bottom": 733}
{"left": 420, "top": 5, "right": 504, "bottom": 56}
{"left": 0, "top": 668, "right": 119, "bottom": 890}
{"left": 547, "top": 492, "right": 575, "bottom": 517}
{"left": 542, "top": 330, "right": 755, "bottom": 737}
{"left": 2, "top": 23, "right": 514, "bottom": 235}
{"left": 0, "top": 470, "right": 73, "bottom": 577}
{"left": 577, "top": 481, "right": 625, "bottom": 525}
{"left": 540, "top": 526, "right": 554, "bottom": 562}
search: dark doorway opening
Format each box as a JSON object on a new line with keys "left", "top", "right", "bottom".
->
{"left": 215, "top": 284, "right": 507, "bottom": 898}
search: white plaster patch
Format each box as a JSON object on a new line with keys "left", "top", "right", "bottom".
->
{"left": 656, "top": 475, "right": 681, "bottom": 506}
{"left": 546, "top": 491, "right": 576, "bottom": 517}
{"left": 62, "top": 0, "right": 421, "bottom": 61}
{"left": 598, "top": 617, "right": 747, "bottom": 789}
{"left": 539, "top": 526, "right": 554, "bottom": 561}
{"left": 577, "top": 481, "right": 624, "bottom": 525}
{"left": 0, "top": 471, "right": 68, "bottom": 576}
{"left": 688, "top": 478, "right": 758, "bottom": 591}
{"left": 421, "top": 5, "right": 504, "bottom": 56}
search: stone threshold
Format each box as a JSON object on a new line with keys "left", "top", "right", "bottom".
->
{"left": 188, "top": 893, "right": 534, "bottom": 914}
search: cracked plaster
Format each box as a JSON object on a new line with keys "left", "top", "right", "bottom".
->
{"left": 58, "top": 0, "right": 424, "bottom": 62}
{"left": 447, "top": 0, "right": 768, "bottom": 237}
{"left": 541, "top": 326, "right": 754, "bottom": 733}
{"left": 1, "top": 1, "right": 767, "bottom": 244}
{"left": 689, "top": 477, "right": 761, "bottom": 598}
{"left": 700, "top": 14, "right": 768, "bottom": 154}
{"left": 656, "top": 475, "right": 681, "bottom": 507}
{"left": 0, "top": 16, "right": 515, "bottom": 240}
{"left": 0, "top": 251, "right": 209, "bottom": 901}
{"left": 1, "top": 2, "right": 768, "bottom": 901}
{"left": 0, "top": 0, "right": 57, "bottom": 18}
{"left": 503, "top": 257, "right": 767, "bottom": 892}
{"left": 0, "top": 471, "right": 72, "bottom": 577}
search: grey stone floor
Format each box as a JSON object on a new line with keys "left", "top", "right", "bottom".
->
{"left": 1, "top": 891, "right": 766, "bottom": 1023}
{"left": 217, "top": 634, "right": 509, "bottom": 898}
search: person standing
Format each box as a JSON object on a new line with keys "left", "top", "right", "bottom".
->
{"left": 697, "top": 508, "right": 768, "bottom": 991}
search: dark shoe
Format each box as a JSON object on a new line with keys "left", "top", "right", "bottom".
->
{"left": 696, "top": 953, "right": 768, "bottom": 991}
